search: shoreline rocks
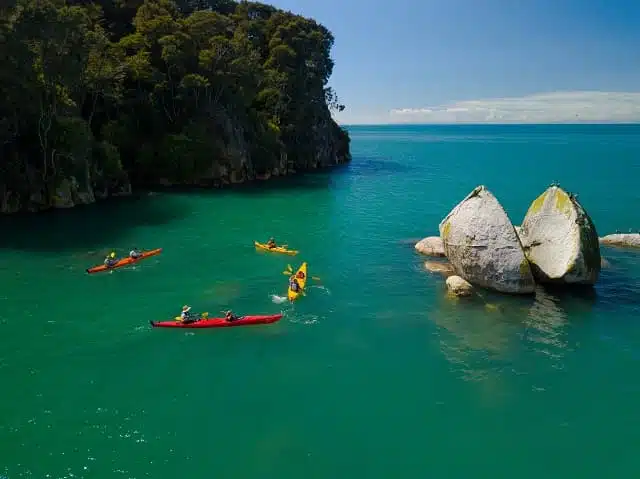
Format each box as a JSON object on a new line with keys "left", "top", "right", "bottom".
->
{"left": 519, "top": 185, "right": 600, "bottom": 285}
{"left": 439, "top": 185, "right": 535, "bottom": 294}
{"left": 599, "top": 233, "right": 640, "bottom": 249}
{"left": 424, "top": 261, "right": 456, "bottom": 277}
{"left": 415, "top": 236, "right": 446, "bottom": 257}
{"left": 446, "top": 275, "right": 473, "bottom": 297}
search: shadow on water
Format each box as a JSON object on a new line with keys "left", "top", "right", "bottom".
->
{"left": 344, "top": 156, "right": 418, "bottom": 177}
{"left": 141, "top": 168, "right": 346, "bottom": 197}
{"left": 0, "top": 193, "right": 192, "bottom": 252}
{"left": 597, "top": 250, "right": 640, "bottom": 310}
{"left": 0, "top": 169, "right": 349, "bottom": 253}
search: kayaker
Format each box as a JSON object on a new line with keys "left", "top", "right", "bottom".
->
{"left": 104, "top": 252, "right": 117, "bottom": 267}
{"left": 289, "top": 277, "right": 300, "bottom": 292}
{"left": 129, "top": 248, "right": 142, "bottom": 259}
{"left": 180, "top": 305, "right": 195, "bottom": 323}
{"left": 267, "top": 237, "right": 276, "bottom": 248}
{"left": 296, "top": 270, "right": 305, "bottom": 280}
{"left": 224, "top": 310, "right": 239, "bottom": 322}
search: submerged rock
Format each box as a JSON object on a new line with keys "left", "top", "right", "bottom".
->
{"left": 424, "top": 261, "right": 455, "bottom": 277}
{"left": 446, "top": 275, "right": 473, "bottom": 297}
{"left": 599, "top": 233, "right": 640, "bottom": 249}
{"left": 415, "top": 236, "right": 446, "bottom": 257}
{"left": 439, "top": 185, "right": 535, "bottom": 294}
{"left": 520, "top": 186, "right": 600, "bottom": 285}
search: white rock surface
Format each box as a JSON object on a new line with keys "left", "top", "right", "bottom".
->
{"left": 514, "top": 225, "right": 522, "bottom": 238}
{"left": 599, "top": 233, "right": 640, "bottom": 248}
{"left": 446, "top": 275, "right": 473, "bottom": 297}
{"left": 519, "top": 186, "right": 600, "bottom": 285}
{"left": 415, "top": 236, "right": 446, "bottom": 257}
{"left": 439, "top": 185, "right": 535, "bottom": 294}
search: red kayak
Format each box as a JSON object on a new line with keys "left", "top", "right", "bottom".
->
{"left": 86, "top": 248, "right": 162, "bottom": 274}
{"left": 150, "top": 314, "right": 283, "bottom": 329}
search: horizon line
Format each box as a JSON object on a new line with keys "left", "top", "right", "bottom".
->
{"left": 336, "top": 121, "right": 640, "bottom": 127}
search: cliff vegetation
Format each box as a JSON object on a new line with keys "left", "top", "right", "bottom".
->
{"left": 0, "top": 0, "right": 351, "bottom": 213}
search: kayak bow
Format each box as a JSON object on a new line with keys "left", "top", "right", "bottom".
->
{"left": 86, "top": 248, "right": 162, "bottom": 274}
{"left": 287, "top": 262, "right": 308, "bottom": 302}
{"left": 254, "top": 241, "right": 298, "bottom": 256}
{"left": 150, "top": 314, "right": 283, "bottom": 328}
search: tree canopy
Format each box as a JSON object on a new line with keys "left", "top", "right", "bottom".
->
{"left": 0, "top": 0, "right": 350, "bottom": 212}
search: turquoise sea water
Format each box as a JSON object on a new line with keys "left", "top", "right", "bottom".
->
{"left": 0, "top": 124, "right": 639, "bottom": 478}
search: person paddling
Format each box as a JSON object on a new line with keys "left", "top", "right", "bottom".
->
{"left": 180, "top": 305, "right": 196, "bottom": 323}
{"left": 267, "top": 237, "right": 277, "bottom": 249}
{"left": 129, "top": 248, "right": 142, "bottom": 259}
{"left": 224, "top": 310, "right": 239, "bottom": 322}
{"left": 104, "top": 252, "right": 117, "bottom": 267}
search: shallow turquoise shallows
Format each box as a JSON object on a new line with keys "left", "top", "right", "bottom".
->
{"left": 1, "top": 124, "right": 639, "bottom": 478}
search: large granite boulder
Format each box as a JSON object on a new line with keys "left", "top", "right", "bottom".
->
{"left": 439, "top": 185, "right": 535, "bottom": 294}
{"left": 519, "top": 185, "right": 600, "bottom": 285}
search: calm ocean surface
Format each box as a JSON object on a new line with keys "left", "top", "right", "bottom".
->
{"left": 0, "top": 124, "right": 639, "bottom": 478}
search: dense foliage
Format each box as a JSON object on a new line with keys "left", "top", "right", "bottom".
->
{"left": 0, "top": 0, "right": 350, "bottom": 211}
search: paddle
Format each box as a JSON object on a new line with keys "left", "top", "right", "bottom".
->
{"left": 174, "top": 311, "right": 208, "bottom": 321}
{"left": 283, "top": 263, "right": 320, "bottom": 281}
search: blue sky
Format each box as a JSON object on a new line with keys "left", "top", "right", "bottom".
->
{"left": 266, "top": 0, "right": 640, "bottom": 124}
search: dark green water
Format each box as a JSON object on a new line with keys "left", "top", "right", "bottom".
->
{"left": 1, "top": 124, "right": 639, "bottom": 478}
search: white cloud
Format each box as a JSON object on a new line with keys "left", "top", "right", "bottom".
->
{"left": 389, "top": 91, "right": 640, "bottom": 123}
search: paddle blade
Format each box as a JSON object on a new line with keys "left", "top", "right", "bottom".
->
{"left": 282, "top": 270, "right": 293, "bottom": 275}
{"left": 201, "top": 312, "right": 209, "bottom": 318}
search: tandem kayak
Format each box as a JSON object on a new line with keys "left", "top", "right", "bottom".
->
{"left": 86, "top": 248, "right": 162, "bottom": 274}
{"left": 150, "top": 314, "right": 283, "bottom": 328}
{"left": 287, "top": 262, "right": 308, "bottom": 302}
{"left": 254, "top": 241, "right": 298, "bottom": 256}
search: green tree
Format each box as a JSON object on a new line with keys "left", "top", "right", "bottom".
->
{"left": 0, "top": 0, "right": 351, "bottom": 211}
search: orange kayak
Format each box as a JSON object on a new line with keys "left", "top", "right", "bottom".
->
{"left": 86, "top": 248, "right": 162, "bottom": 274}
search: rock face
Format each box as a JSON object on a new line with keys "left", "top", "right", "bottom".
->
{"left": 514, "top": 225, "right": 522, "bottom": 238}
{"left": 439, "top": 185, "right": 535, "bottom": 294}
{"left": 415, "top": 237, "right": 446, "bottom": 257}
{"left": 424, "top": 261, "right": 456, "bottom": 277}
{"left": 600, "top": 233, "right": 640, "bottom": 248}
{"left": 519, "top": 186, "right": 600, "bottom": 285}
{"left": 446, "top": 275, "right": 473, "bottom": 297}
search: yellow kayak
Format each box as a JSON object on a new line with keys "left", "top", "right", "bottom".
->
{"left": 254, "top": 241, "right": 298, "bottom": 256}
{"left": 287, "top": 262, "right": 308, "bottom": 302}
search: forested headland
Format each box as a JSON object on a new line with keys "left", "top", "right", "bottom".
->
{"left": 0, "top": 0, "right": 351, "bottom": 213}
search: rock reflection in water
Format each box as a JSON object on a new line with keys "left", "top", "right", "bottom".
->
{"left": 429, "top": 293, "right": 523, "bottom": 404}
{"left": 430, "top": 285, "right": 596, "bottom": 401}
{"left": 522, "top": 288, "right": 571, "bottom": 363}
